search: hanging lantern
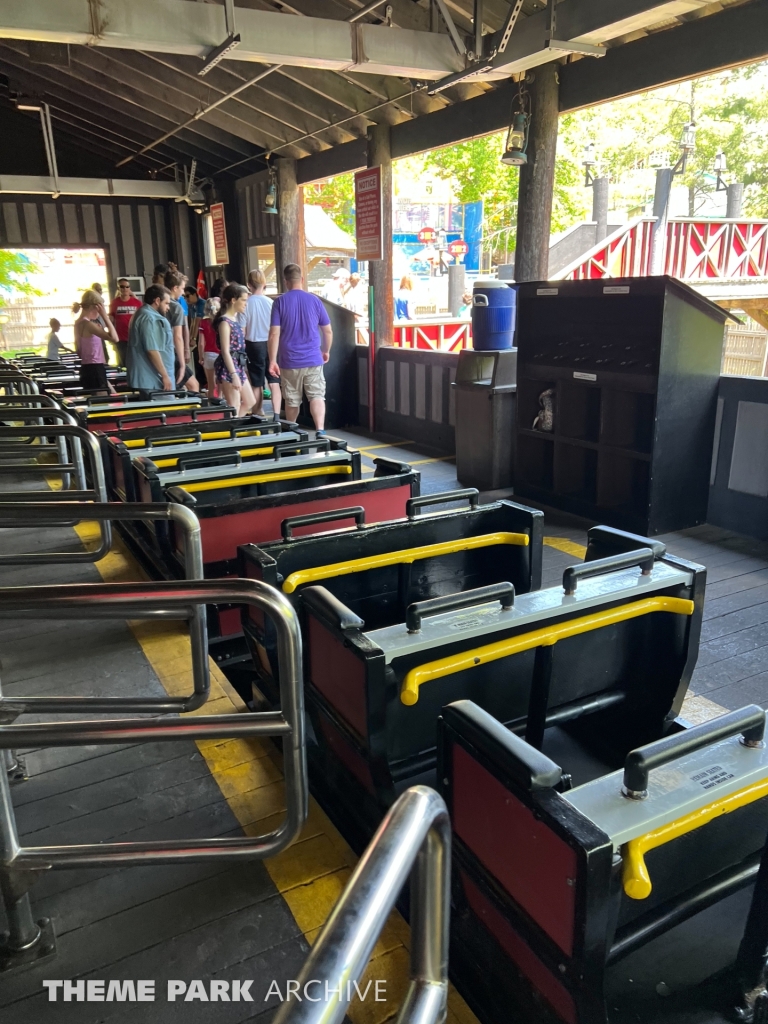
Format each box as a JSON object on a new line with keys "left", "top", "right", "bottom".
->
{"left": 263, "top": 167, "right": 278, "bottom": 215}
{"left": 501, "top": 111, "right": 529, "bottom": 166}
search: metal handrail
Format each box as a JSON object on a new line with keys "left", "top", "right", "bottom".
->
{"left": 273, "top": 786, "right": 450, "bottom": 1024}
{"left": 0, "top": 407, "right": 84, "bottom": 489}
{"left": 0, "top": 578, "right": 307, "bottom": 970}
{"left": 0, "top": 424, "right": 107, "bottom": 541}
{"left": 0, "top": 504, "right": 207, "bottom": 715}
{"left": 0, "top": 373, "right": 38, "bottom": 395}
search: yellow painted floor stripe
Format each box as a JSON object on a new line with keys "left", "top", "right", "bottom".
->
{"left": 74, "top": 521, "right": 477, "bottom": 1024}
{"left": 357, "top": 441, "right": 415, "bottom": 452}
{"left": 544, "top": 536, "right": 587, "bottom": 558}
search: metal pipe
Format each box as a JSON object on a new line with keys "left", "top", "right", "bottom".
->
{"left": 272, "top": 786, "right": 449, "bottom": 1024}
{"left": 0, "top": 578, "right": 306, "bottom": 870}
{"left": 0, "top": 713, "right": 290, "bottom": 746}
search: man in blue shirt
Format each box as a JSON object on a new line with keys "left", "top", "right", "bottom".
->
{"left": 126, "top": 285, "right": 174, "bottom": 392}
{"left": 268, "top": 264, "right": 332, "bottom": 435}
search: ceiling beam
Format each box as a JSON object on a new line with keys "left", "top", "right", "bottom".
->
{"left": 487, "top": 0, "right": 727, "bottom": 75}
{"left": 0, "top": 0, "right": 463, "bottom": 79}
{"left": 559, "top": 0, "right": 768, "bottom": 110}
{"left": 0, "top": 175, "right": 205, "bottom": 200}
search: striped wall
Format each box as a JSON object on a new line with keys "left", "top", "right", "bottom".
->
{"left": 0, "top": 195, "right": 196, "bottom": 289}
{"left": 357, "top": 346, "right": 459, "bottom": 454}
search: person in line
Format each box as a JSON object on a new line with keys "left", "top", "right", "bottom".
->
{"left": 214, "top": 283, "right": 256, "bottom": 416}
{"left": 164, "top": 270, "right": 199, "bottom": 392}
{"left": 90, "top": 281, "right": 112, "bottom": 361}
{"left": 109, "top": 279, "right": 142, "bottom": 367}
{"left": 184, "top": 284, "right": 205, "bottom": 322}
{"left": 321, "top": 266, "right": 349, "bottom": 305}
{"left": 126, "top": 285, "right": 174, "bottom": 393}
{"left": 344, "top": 272, "right": 366, "bottom": 319}
{"left": 395, "top": 275, "right": 415, "bottom": 321}
{"left": 46, "top": 318, "right": 72, "bottom": 360}
{"left": 268, "top": 264, "right": 332, "bottom": 436}
{"left": 459, "top": 291, "right": 473, "bottom": 319}
{"left": 198, "top": 297, "right": 220, "bottom": 398}
{"left": 72, "top": 289, "right": 118, "bottom": 394}
{"left": 210, "top": 277, "right": 228, "bottom": 300}
{"left": 244, "top": 269, "right": 282, "bottom": 419}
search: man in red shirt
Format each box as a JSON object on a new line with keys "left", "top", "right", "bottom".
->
{"left": 110, "top": 279, "right": 142, "bottom": 367}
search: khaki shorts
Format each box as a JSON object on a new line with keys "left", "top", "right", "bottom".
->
{"left": 281, "top": 365, "right": 326, "bottom": 405}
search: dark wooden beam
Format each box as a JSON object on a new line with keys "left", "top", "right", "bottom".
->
{"left": 276, "top": 158, "right": 306, "bottom": 282}
{"left": 291, "top": 0, "right": 768, "bottom": 180}
{"left": 559, "top": 0, "right": 768, "bottom": 111}
{"left": 515, "top": 62, "right": 558, "bottom": 282}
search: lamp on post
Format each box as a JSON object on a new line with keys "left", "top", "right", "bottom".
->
{"left": 582, "top": 142, "right": 597, "bottom": 187}
{"left": 501, "top": 111, "right": 529, "bottom": 167}
{"left": 673, "top": 121, "right": 697, "bottom": 174}
{"left": 263, "top": 164, "right": 278, "bottom": 216}
{"left": 714, "top": 150, "right": 728, "bottom": 192}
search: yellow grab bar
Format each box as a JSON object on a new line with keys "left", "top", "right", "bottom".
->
{"left": 153, "top": 445, "right": 275, "bottom": 468}
{"left": 282, "top": 532, "right": 530, "bottom": 594}
{"left": 122, "top": 429, "right": 262, "bottom": 449}
{"left": 623, "top": 776, "right": 768, "bottom": 900}
{"left": 183, "top": 464, "right": 352, "bottom": 494}
{"left": 399, "top": 595, "right": 694, "bottom": 706}
{"left": 88, "top": 403, "right": 199, "bottom": 419}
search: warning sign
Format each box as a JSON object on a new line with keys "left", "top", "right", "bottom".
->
{"left": 354, "top": 167, "right": 383, "bottom": 262}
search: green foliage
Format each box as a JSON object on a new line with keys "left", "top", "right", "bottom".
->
{"left": 0, "top": 250, "right": 40, "bottom": 305}
{"left": 303, "top": 173, "right": 356, "bottom": 232}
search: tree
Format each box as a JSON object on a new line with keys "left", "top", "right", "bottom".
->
{"left": 303, "top": 173, "right": 355, "bottom": 232}
{"left": 0, "top": 250, "right": 39, "bottom": 306}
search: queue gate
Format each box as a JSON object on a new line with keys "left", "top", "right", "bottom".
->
{"left": 0, "top": 578, "right": 308, "bottom": 974}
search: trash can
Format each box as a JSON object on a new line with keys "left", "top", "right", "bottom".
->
{"left": 472, "top": 280, "right": 516, "bottom": 350}
{"left": 452, "top": 348, "right": 517, "bottom": 491}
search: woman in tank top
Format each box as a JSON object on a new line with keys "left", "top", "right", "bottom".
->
{"left": 72, "top": 289, "right": 119, "bottom": 394}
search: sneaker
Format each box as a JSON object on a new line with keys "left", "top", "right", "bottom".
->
{"left": 316, "top": 429, "right": 327, "bottom": 438}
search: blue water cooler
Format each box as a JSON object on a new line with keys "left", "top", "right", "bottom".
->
{"left": 472, "top": 280, "right": 517, "bottom": 350}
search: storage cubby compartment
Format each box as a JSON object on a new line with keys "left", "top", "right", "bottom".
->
{"left": 555, "top": 443, "right": 598, "bottom": 503}
{"left": 518, "top": 378, "right": 556, "bottom": 433}
{"left": 601, "top": 389, "right": 655, "bottom": 454}
{"left": 558, "top": 382, "right": 601, "bottom": 442}
{"left": 597, "top": 452, "right": 650, "bottom": 512}
{"left": 517, "top": 434, "right": 554, "bottom": 491}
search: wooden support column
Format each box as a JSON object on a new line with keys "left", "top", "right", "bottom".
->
{"left": 514, "top": 63, "right": 559, "bottom": 282}
{"left": 276, "top": 157, "right": 305, "bottom": 290}
{"left": 367, "top": 123, "right": 394, "bottom": 349}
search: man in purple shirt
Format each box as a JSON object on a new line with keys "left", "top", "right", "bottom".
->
{"left": 268, "top": 263, "right": 333, "bottom": 435}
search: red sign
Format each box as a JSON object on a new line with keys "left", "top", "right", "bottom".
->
{"left": 209, "top": 202, "right": 229, "bottom": 265}
{"left": 418, "top": 227, "right": 437, "bottom": 244}
{"left": 354, "top": 167, "right": 383, "bottom": 261}
{"left": 448, "top": 239, "right": 469, "bottom": 256}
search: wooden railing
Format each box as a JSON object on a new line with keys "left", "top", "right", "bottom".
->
{"left": 557, "top": 218, "right": 768, "bottom": 282}
{"left": 356, "top": 320, "right": 472, "bottom": 352}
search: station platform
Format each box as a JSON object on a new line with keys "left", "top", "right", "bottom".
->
{"left": 1, "top": 429, "right": 767, "bottom": 1023}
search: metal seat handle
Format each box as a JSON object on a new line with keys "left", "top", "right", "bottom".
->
{"left": 406, "top": 488, "right": 479, "bottom": 518}
{"left": 274, "top": 439, "right": 332, "bottom": 459}
{"left": 281, "top": 506, "right": 366, "bottom": 541}
{"left": 622, "top": 704, "right": 766, "bottom": 799}
{"left": 563, "top": 547, "right": 656, "bottom": 596}
{"left": 406, "top": 581, "right": 515, "bottom": 634}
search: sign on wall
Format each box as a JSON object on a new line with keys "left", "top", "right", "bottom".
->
{"left": 209, "top": 202, "right": 229, "bottom": 265}
{"left": 354, "top": 167, "right": 383, "bottom": 262}
{"left": 418, "top": 227, "right": 437, "bottom": 244}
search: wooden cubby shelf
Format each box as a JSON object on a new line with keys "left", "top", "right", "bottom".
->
{"left": 513, "top": 277, "right": 728, "bottom": 535}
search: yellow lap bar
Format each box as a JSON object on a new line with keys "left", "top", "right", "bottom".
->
{"left": 122, "top": 429, "right": 262, "bottom": 449}
{"left": 153, "top": 445, "right": 275, "bottom": 468}
{"left": 400, "top": 595, "right": 694, "bottom": 706}
{"left": 282, "top": 532, "right": 530, "bottom": 594}
{"left": 623, "top": 775, "right": 768, "bottom": 900}
{"left": 183, "top": 464, "right": 353, "bottom": 494}
{"left": 88, "top": 403, "right": 198, "bottom": 419}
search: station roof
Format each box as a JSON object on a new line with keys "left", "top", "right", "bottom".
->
{"left": 0, "top": 0, "right": 765, "bottom": 185}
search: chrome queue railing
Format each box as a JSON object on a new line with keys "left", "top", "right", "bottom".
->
{"left": 274, "top": 786, "right": 451, "bottom": 1024}
{"left": 0, "top": 578, "right": 307, "bottom": 972}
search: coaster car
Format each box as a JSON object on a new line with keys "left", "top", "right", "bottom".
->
{"left": 439, "top": 699, "right": 768, "bottom": 1024}
{"left": 237, "top": 488, "right": 544, "bottom": 706}
{"left": 300, "top": 526, "right": 706, "bottom": 846}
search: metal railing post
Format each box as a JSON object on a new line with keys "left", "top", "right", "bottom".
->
{"left": 273, "top": 786, "right": 450, "bottom": 1024}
